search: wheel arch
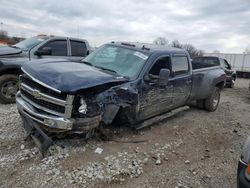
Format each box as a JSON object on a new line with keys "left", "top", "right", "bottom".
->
{"left": 0, "top": 67, "right": 22, "bottom": 77}
{"left": 215, "top": 81, "right": 225, "bottom": 90}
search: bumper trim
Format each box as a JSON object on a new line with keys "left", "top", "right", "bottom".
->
{"left": 17, "top": 92, "right": 102, "bottom": 133}
{"left": 17, "top": 92, "right": 73, "bottom": 130}
{"left": 22, "top": 117, "right": 53, "bottom": 157}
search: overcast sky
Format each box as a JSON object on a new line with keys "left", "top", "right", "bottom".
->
{"left": 1, "top": 0, "right": 250, "bottom": 53}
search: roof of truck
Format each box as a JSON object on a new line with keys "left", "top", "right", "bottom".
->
{"left": 110, "top": 41, "right": 187, "bottom": 55}
{"left": 34, "top": 35, "right": 88, "bottom": 42}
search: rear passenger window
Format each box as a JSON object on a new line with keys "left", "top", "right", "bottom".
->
{"left": 42, "top": 40, "right": 67, "bottom": 56}
{"left": 172, "top": 56, "right": 189, "bottom": 76}
{"left": 70, "top": 40, "right": 87, "bottom": 57}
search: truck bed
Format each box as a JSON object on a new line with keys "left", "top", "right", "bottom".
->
{"left": 189, "top": 65, "right": 226, "bottom": 101}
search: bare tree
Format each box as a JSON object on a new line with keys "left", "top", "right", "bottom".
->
{"left": 171, "top": 40, "right": 182, "bottom": 48}
{"left": 153, "top": 37, "right": 169, "bottom": 46}
{"left": 153, "top": 38, "right": 203, "bottom": 58}
{"left": 182, "top": 44, "right": 204, "bottom": 58}
{"left": 170, "top": 40, "right": 203, "bottom": 58}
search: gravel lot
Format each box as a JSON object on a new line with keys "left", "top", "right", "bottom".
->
{"left": 0, "top": 78, "right": 250, "bottom": 188}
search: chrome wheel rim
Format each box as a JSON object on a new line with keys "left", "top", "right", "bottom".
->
{"left": 1, "top": 80, "right": 18, "bottom": 99}
{"left": 213, "top": 91, "right": 219, "bottom": 108}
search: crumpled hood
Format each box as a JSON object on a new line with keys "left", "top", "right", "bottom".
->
{"left": 0, "top": 45, "right": 22, "bottom": 57}
{"left": 22, "top": 59, "right": 128, "bottom": 93}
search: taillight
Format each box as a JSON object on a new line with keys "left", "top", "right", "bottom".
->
{"left": 245, "top": 164, "right": 250, "bottom": 181}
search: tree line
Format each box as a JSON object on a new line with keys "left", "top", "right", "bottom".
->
{"left": 153, "top": 37, "right": 204, "bottom": 58}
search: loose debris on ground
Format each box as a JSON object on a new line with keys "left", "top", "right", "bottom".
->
{"left": 1, "top": 79, "right": 250, "bottom": 188}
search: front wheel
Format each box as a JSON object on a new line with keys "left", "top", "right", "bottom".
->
{"left": 0, "top": 74, "right": 19, "bottom": 104}
{"left": 204, "top": 87, "right": 221, "bottom": 112}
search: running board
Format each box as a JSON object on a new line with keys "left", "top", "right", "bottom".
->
{"left": 135, "top": 106, "right": 189, "bottom": 130}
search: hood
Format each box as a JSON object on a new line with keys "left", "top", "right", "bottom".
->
{"left": 0, "top": 45, "right": 22, "bottom": 57}
{"left": 22, "top": 59, "right": 128, "bottom": 93}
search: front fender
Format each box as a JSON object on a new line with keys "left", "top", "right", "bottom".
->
{"left": 0, "top": 63, "right": 22, "bottom": 76}
{"left": 96, "top": 84, "right": 139, "bottom": 124}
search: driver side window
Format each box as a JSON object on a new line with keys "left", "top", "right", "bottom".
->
{"left": 149, "top": 56, "right": 171, "bottom": 76}
{"left": 42, "top": 40, "right": 67, "bottom": 56}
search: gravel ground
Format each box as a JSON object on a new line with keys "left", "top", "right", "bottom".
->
{"left": 0, "top": 78, "right": 250, "bottom": 188}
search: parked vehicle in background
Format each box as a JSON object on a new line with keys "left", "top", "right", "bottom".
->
{"left": 0, "top": 35, "right": 91, "bottom": 103}
{"left": 16, "top": 42, "right": 226, "bottom": 153}
{"left": 205, "top": 53, "right": 250, "bottom": 78}
{"left": 193, "top": 56, "right": 237, "bottom": 88}
{"left": 237, "top": 136, "right": 250, "bottom": 188}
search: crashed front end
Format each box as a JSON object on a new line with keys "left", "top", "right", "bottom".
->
{"left": 16, "top": 74, "right": 103, "bottom": 153}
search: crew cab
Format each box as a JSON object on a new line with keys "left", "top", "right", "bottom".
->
{"left": 0, "top": 35, "right": 91, "bottom": 103}
{"left": 193, "top": 56, "right": 237, "bottom": 88}
{"left": 16, "top": 42, "right": 226, "bottom": 152}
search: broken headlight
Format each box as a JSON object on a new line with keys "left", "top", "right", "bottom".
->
{"left": 78, "top": 98, "right": 87, "bottom": 114}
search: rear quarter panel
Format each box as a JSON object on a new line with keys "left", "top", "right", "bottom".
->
{"left": 190, "top": 66, "right": 226, "bottom": 100}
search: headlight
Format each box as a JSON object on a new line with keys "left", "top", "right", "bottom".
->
{"left": 78, "top": 98, "right": 87, "bottom": 114}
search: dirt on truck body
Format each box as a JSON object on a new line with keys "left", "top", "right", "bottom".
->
{"left": 16, "top": 42, "right": 226, "bottom": 154}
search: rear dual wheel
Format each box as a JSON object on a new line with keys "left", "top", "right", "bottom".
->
{"left": 196, "top": 87, "right": 220, "bottom": 112}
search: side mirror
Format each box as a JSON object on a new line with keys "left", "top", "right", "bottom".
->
{"left": 143, "top": 75, "right": 151, "bottom": 82}
{"left": 159, "top": 69, "right": 170, "bottom": 86}
{"left": 34, "top": 47, "right": 52, "bottom": 56}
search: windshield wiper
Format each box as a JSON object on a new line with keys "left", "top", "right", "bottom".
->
{"left": 95, "top": 66, "right": 118, "bottom": 74}
{"left": 82, "top": 61, "right": 93, "bottom": 66}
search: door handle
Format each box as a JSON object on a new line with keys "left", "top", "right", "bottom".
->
{"left": 186, "top": 80, "right": 192, "bottom": 84}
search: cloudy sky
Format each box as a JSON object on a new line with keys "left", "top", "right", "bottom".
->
{"left": 1, "top": 0, "right": 250, "bottom": 53}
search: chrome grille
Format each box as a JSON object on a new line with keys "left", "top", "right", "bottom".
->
{"left": 20, "top": 76, "right": 67, "bottom": 100}
{"left": 19, "top": 75, "right": 73, "bottom": 118}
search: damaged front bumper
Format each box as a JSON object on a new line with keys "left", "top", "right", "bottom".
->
{"left": 16, "top": 92, "right": 102, "bottom": 154}
{"left": 16, "top": 92, "right": 102, "bottom": 133}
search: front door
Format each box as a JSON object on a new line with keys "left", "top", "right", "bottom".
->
{"left": 138, "top": 55, "right": 174, "bottom": 121}
{"left": 35, "top": 39, "right": 69, "bottom": 60}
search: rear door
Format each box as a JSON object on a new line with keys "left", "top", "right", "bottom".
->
{"left": 69, "top": 40, "right": 88, "bottom": 62}
{"left": 171, "top": 54, "right": 192, "bottom": 107}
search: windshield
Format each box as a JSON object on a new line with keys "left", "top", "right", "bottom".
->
{"left": 83, "top": 45, "right": 148, "bottom": 79}
{"left": 14, "top": 37, "right": 45, "bottom": 51}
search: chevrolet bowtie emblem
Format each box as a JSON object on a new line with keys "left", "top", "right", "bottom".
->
{"left": 32, "top": 90, "right": 41, "bottom": 99}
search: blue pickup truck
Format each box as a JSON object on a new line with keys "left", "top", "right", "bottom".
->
{"left": 16, "top": 42, "right": 226, "bottom": 152}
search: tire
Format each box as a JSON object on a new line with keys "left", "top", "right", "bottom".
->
{"left": 196, "top": 99, "right": 205, "bottom": 109}
{"left": 0, "top": 74, "right": 19, "bottom": 104}
{"left": 204, "top": 87, "right": 220, "bottom": 112}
